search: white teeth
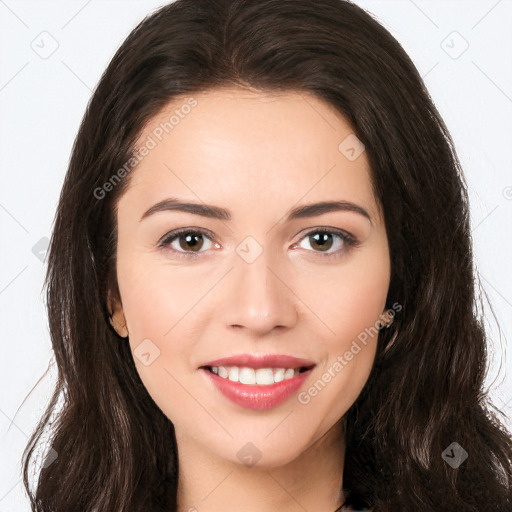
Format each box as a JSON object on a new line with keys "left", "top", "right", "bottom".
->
{"left": 255, "top": 368, "right": 274, "bottom": 385}
{"left": 284, "top": 368, "right": 295, "bottom": 380}
{"left": 239, "top": 367, "right": 256, "bottom": 385}
{"left": 209, "top": 366, "right": 304, "bottom": 385}
{"left": 273, "top": 368, "right": 285, "bottom": 383}
{"left": 228, "top": 367, "right": 239, "bottom": 382}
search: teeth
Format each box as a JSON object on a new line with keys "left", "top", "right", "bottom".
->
{"left": 209, "top": 366, "right": 304, "bottom": 385}
{"left": 274, "top": 368, "right": 285, "bottom": 382}
{"left": 240, "top": 367, "right": 256, "bottom": 385}
{"left": 255, "top": 368, "right": 274, "bottom": 385}
{"left": 284, "top": 368, "right": 295, "bottom": 380}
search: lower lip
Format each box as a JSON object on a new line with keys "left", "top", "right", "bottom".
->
{"left": 200, "top": 367, "right": 314, "bottom": 410}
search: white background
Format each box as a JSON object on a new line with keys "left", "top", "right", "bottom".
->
{"left": 1, "top": 1, "right": 511, "bottom": 510}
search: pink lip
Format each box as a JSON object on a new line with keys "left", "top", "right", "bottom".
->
{"left": 200, "top": 353, "right": 315, "bottom": 370}
{"left": 201, "top": 366, "right": 315, "bottom": 410}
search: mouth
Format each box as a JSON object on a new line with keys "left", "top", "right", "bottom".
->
{"left": 199, "top": 364, "right": 315, "bottom": 385}
{"left": 199, "top": 363, "right": 316, "bottom": 410}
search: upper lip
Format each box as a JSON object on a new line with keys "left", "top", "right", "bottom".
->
{"left": 199, "top": 354, "right": 316, "bottom": 370}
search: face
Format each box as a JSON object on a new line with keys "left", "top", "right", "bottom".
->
{"left": 110, "top": 87, "right": 390, "bottom": 468}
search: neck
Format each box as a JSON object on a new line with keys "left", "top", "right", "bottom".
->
{"left": 175, "top": 417, "right": 346, "bottom": 512}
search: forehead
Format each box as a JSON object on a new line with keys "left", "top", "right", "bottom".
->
{"left": 123, "top": 87, "right": 381, "bottom": 224}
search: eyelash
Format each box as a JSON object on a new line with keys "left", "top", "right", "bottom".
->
{"left": 158, "top": 227, "right": 360, "bottom": 260}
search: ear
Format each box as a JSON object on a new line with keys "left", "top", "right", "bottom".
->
{"left": 107, "top": 290, "right": 129, "bottom": 339}
{"left": 379, "top": 309, "right": 395, "bottom": 328}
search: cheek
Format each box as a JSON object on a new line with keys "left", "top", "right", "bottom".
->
{"left": 116, "top": 259, "right": 206, "bottom": 424}
{"left": 297, "top": 247, "right": 390, "bottom": 345}
{"left": 295, "top": 247, "right": 389, "bottom": 411}
{"left": 117, "top": 252, "right": 210, "bottom": 340}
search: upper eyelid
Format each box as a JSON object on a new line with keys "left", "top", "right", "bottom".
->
{"left": 158, "top": 226, "right": 215, "bottom": 245}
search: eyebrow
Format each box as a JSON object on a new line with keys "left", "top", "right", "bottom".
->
{"left": 140, "top": 197, "right": 372, "bottom": 225}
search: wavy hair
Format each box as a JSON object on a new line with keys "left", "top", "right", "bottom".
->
{"left": 21, "top": 0, "right": 511, "bottom": 510}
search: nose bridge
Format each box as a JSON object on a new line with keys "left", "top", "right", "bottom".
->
{"left": 221, "top": 239, "right": 297, "bottom": 333}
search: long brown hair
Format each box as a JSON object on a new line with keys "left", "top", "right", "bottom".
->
{"left": 21, "top": 1, "right": 512, "bottom": 510}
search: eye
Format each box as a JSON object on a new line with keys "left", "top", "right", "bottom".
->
{"left": 294, "top": 228, "right": 359, "bottom": 258}
{"left": 158, "top": 227, "right": 359, "bottom": 260}
{"left": 158, "top": 228, "right": 217, "bottom": 258}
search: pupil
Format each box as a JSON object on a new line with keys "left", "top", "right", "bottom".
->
{"left": 310, "top": 233, "right": 332, "bottom": 251}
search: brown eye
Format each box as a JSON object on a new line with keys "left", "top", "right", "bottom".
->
{"left": 308, "top": 232, "right": 334, "bottom": 252}
{"left": 297, "top": 229, "right": 358, "bottom": 257}
{"left": 177, "top": 232, "right": 205, "bottom": 252}
{"left": 159, "top": 228, "right": 215, "bottom": 258}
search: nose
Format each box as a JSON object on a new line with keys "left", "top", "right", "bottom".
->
{"left": 218, "top": 249, "right": 298, "bottom": 336}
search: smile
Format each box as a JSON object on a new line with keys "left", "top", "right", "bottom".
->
{"left": 200, "top": 364, "right": 315, "bottom": 410}
{"left": 207, "top": 365, "right": 311, "bottom": 385}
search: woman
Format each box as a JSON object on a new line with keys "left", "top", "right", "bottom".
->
{"left": 22, "top": 0, "right": 512, "bottom": 510}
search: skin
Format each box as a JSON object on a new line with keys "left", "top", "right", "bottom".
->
{"left": 110, "top": 87, "right": 390, "bottom": 512}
